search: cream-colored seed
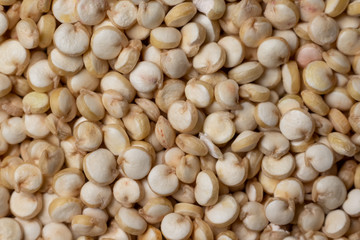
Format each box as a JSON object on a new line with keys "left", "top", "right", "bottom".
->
{"left": 205, "top": 194, "right": 239, "bottom": 228}
{"left": 15, "top": 18, "right": 39, "bottom": 49}
{"left": 125, "top": 23, "right": 150, "bottom": 41}
{"left": 231, "top": 0, "right": 261, "bottom": 28}
{"left": 264, "top": 197, "right": 295, "bottom": 225}
{"left": 231, "top": 130, "right": 263, "bottom": 153}
{"left": 301, "top": 90, "right": 330, "bottom": 116}
{"left": 264, "top": 0, "right": 299, "bottom": 30}
{"left": 100, "top": 71, "right": 136, "bottom": 103}
{"left": 282, "top": 61, "right": 300, "bottom": 94}
{"left": 48, "top": 48, "right": 84, "bottom": 76}
{"left": 257, "top": 37, "right": 290, "bottom": 68}
{"left": 347, "top": 0, "right": 360, "bottom": 16}
{"left": 107, "top": 0, "right": 137, "bottom": 30}
{"left": 312, "top": 175, "right": 347, "bottom": 211}
{"left": 325, "top": 0, "right": 349, "bottom": 17}
{"left": 27, "top": 59, "right": 59, "bottom": 93}
{"left": 80, "top": 181, "right": 112, "bottom": 209}
{"left": 160, "top": 48, "right": 190, "bottom": 79}
{"left": 10, "top": 191, "right": 42, "bottom": 219}
{"left": 193, "top": 13, "right": 221, "bottom": 43}
{"left": 150, "top": 27, "right": 181, "bottom": 50}
{"left": 137, "top": 1, "right": 165, "bottom": 29}
{"left": 91, "top": 26, "right": 128, "bottom": 60}
{"left": 308, "top": 14, "right": 339, "bottom": 46}
{"left": 322, "top": 209, "right": 350, "bottom": 238}
{"left": 216, "top": 152, "right": 248, "bottom": 187}
{"left": 298, "top": 203, "right": 324, "bottom": 232}
{"left": 203, "top": 111, "right": 235, "bottom": 145}
{"left": 130, "top": 61, "right": 163, "bottom": 93}
{"left": 295, "top": 43, "right": 323, "bottom": 69}
{"left": 53, "top": 23, "right": 90, "bottom": 57}
{"left": 0, "top": 218, "right": 23, "bottom": 240}
{"left": 262, "top": 153, "right": 295, "bottom": 180}
{"left": 279, "top": 109, "right": 315, "bottom": 141}
{"left": 0, "top": 39, "right": 30, "bottom": 76}
{"left": 83, "top": 50, "right": 109, "bottom": 78}
{"left": 180, "top": 22, "right": 206, "bottom": 58}
{"left": 258, "top": 132, "right": 289, "bottom": 159}
{"left": 83, "top": 148, "right": 117, "bottom": 186}
{"left": 71, "top": 214, "right": 107, "bottom": 237}
{"left": 165, "top": 2, "right": 197, "bottom": 27}
{"left": 239, "top": 84, "right": 271, "bottom": 103}
{"left": 193, "top": 42, "right": 226, "bottom": 74}
{"left": 255, "top": 67, "right": 282, "bottom": 89}
{"left": 336, "top": 28, "right": 360, "bottom": 55}
{"left": 240, "top": 17, "right": 272, "bottom": 48}
{"left": 161, "top": 213, "right": 193, "bottom": 240}
{"left": 0, "top": 0, "right": 359, "bottom": 237}
{"left": 228, "top": 61, "right": 264, "bottom": 85}
{"left": 118, "top": 146, "right": 152, "bottom": 180}
{"left": 13, "top": 163, "right": 43, "bottom": 193}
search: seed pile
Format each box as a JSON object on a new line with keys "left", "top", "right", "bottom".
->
{"left": 0, "top": 0, "right": 360, "bottom": 239}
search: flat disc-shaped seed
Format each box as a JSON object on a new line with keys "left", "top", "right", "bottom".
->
{"left": 76, "top": 0, "right": 107, "bottom": 25}
{"left": 205, "top": 194, "right": 239, "bottom": 228}
{"left": 274, "top": 178, "right": 305, "bottom": 204}
{"left": 91, "top": 26, "right": 128, "bottom": 60}
{"left": 53, "top": 23, "right": 90, "bottom": 56}
{"left": 108, "top": 0, "right": 137, "bottom": 29}
{"left": 279, "top": 109, "right": 315, "bottom": 141}
{"left": 139, "top": 197, "right": 173, "bottom": 224}
{"left": 113, "top": 178, "right": 143, "bottom": 206}
{"left": 48, "top": 48, "right": 83, "bottom": 76}
{"left": 52, "top": 168, "right": 85, "bottom": 197}
{"left": 257, "top": 37, "right": 290, "bottom": 68}
{"left": 13, "top": 163, "right": 43, "bottom": 193}
{"left": 328, "top": 132, "right": 357, "bottom": 157}
{"left": 147, "top": 164, "right": 179, "bottom": 196}
{"left": 27, "top": 59, "right": 59, "bottom": 93}
{"left": 308, "top": 14, "right": 339, "bottom": 46}
{"left": 294, "top": 152, "right": 319, "bottom": 182}
{"left": 150, "top": 27, "right": 181, "bottom": 49}
{"left": 305, "top": 143, "right": 334, "bottom": 172}
{"left": 52, "top": 0, "right": 78, "bottom": 23}
{"left": 129, "top": 61, "right": 163, "bottom": 93}
{"left": 161, "top": 213, "right": 193, "bottom": 240}
{"left": 10, "top": 192, "right": 42, "bottom": 219}
{"left": 342, "top": 189, "right": 360, "bottom": 217}
{"left": 100, "top": 71, "right": 136, "bottom": 103}
{"left": 83, "top": 148, "right": 118, "bottom": 186}
{"left": 262, "top": 153, "right": 295, "bottom": 180}
{"left": 115, "top": 207, "right": 147, "bottom": 235}
{"left": 0, "top": 40, "right": 29, "bottom": 75}
{"left": 264, "top": 0, "right": 299, "bottom": 30}
{"left": 203, "top": 111, "right": 235, "bottom": 145}
{"left": 194, "top": 170, "right": 219, "bottom": 206}
{"left": 80, "top": 181, "right": 112, "bottom": 209}
{"left": 193, "top": 42, "right": 226, "bottom": 74}
{"left": 312, "top": 175, "right": 347, "bottom": 211}
{"left": 264, "top": 198, "right": 295, "bottom": 225}
{"left": 48, "top": 197, "right": 83, "bottom": 223}
{"left": 303, "top": 60, "right": 336, "bottom": 94}
{"left": 103, "top": 124, "right": 130, "bottom": 156}
{"left": 322, "top": 210, "right": 350, "bottom": 239}
{"left": 120, "top": 147, "right": 152, "bottom": 180}
{"left": 0, "top": 218, "right": 22, "bottom": 240}
{"left": 167, "top": 100, "right": 198, "bottom": 133}
{"left": 239, "top": 201, "right": 268, "bottom": 231}
{"left": 218, "top": 35, "right": 245, "bottom": 68}
{"left": 216, "top": 152, "right": 248, "bottom": 187}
